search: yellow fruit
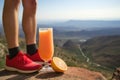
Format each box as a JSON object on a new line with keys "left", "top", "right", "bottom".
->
{"left": 51, "top": 57, "right": 67, "bottom": 72}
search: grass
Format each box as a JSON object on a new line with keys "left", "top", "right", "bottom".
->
{"left": 0, "top": 57, "right": 5, "bottom": 69}
{"left": 54, "top": 45, "right": 88, "bottom": 67}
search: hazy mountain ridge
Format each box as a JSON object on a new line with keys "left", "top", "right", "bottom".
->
{"left": 53, "top": 20, "right": 120, "bottom": 28}
{"left": 38, "top": 20, "right": 120, "bottom": 39}
{"left": 1, "top": 20, "right": 120, "bottom": 39}
{"left": 61, "top": 27, "right": 120, "bottom": 38}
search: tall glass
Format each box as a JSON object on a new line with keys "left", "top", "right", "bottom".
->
{"left": 38, "top": 28, "right": 54, "bottom": 66}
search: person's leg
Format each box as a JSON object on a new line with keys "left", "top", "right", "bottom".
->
{"left": 22, "top": 0, "right": 44, "bottom": 62}
{"left": 22, "top": 0, "right": 38, "bottom": 55}
{"left": 2, "top": 0, "right": 20, "bottom": 59}
{"left": 3, "top": 0, "right": 42, "bottom": 73}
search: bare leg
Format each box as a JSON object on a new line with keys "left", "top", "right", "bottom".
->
{"left": 2, "top": 0, "right": 20, "bottom": 48}
{"left": 3, "top": 0, "right": 42, "bottom": 73}
{"left": 22, "top": 0, "right": 37, "bottom": 45}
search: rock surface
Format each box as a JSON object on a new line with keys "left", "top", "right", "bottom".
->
{"left": 0, "top": 67, "right": 107, "bottom": 80}
{"left": 112, "top": 68, "right": 120, "bottom": 80}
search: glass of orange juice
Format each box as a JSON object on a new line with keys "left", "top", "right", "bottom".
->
{"left": 38, "top": 28, "right": 54, "bottom": 67}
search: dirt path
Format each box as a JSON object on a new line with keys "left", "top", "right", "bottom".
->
{"left": 0, "top": 67, "right": 106, "bottom": 80}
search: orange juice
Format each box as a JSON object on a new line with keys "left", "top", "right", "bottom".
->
{"left": 38, "top": 28, "right": 54, "bottom": 62}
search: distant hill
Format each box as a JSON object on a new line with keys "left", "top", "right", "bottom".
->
{"left": 52, "top": 27, "right": 120, "bottom": 39}
{"left": 81, "top": 35, "right": 120, "bottom": 68}
{"left": 1, "top": 21, "right": 120, "bottom": 39}
{"left": 54, "top": 40, "right": 86, "bottom": 67}
{"left": 37, "top": 20, "right": 120, "bottom": 39}
{"left": 51, "top": 20, "right": 120, "bottom": 30}
{"left": 63, "top": 40, "right": 78, "bottom": 49}
{"left": 65, "top": 27, "right": 120, "bottom": 37}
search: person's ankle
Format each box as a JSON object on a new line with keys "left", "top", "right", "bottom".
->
{"left": 26, "top": 44, "right": 37, "bottom": 55}
{"left": 8, "top": 47, "right": 20, "bottom": 59}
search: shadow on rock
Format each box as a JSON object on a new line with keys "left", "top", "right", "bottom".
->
{"left": 0, "top": 69, "right": 38, "bottom": 80}
{"left": 36, "top": 72, "right": 64, "bottom": 79}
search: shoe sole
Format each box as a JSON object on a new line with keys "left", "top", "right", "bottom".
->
{"left": 35, "top": 61, "right": 51, "bottom": 66}
{"left": 5, "top": 66, "right": 41, "bottom": 73}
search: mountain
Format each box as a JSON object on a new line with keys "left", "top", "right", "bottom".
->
{"left": 52, "top": 27, "right": 120, "bottom": 40}
{"left": 52, "top": 20, "right": 120, "bottom": 30}
{"left": 81, "top": 35, "right": 120, "bottom": 69}
{"left": 63, "top": 40, "right": 78, "bottom": 49}
{"left": 1, "top": 20, "right": 120, "bottom": 39}
{"left": 37, "top": 21, "right": 120, "bottom": 39}
{"left": 64, "top": 27, "right": 120, "bottom": 38}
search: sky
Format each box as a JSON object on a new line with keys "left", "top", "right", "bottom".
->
{"left": 0, "top": 0, "right": 120, "bottom": 24}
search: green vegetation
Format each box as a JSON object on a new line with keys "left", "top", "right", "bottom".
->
{"left": 0, "top": 57, "right": 5, "bottom": 69}
{"left": 54, "top": 46, "right": 86, "bottom": 67}
{"left": 81, "top": 35, "right": 120, "bottom": 68}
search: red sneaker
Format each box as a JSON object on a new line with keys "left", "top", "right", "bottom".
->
{"left": 5, "top": 51, "right": 42, "bottom": 73}
{"left": 26, "top": 50, "right": 44, "bottom": 63}
{"left": 26, "top": 50, "right": 51, "bottom": 65}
